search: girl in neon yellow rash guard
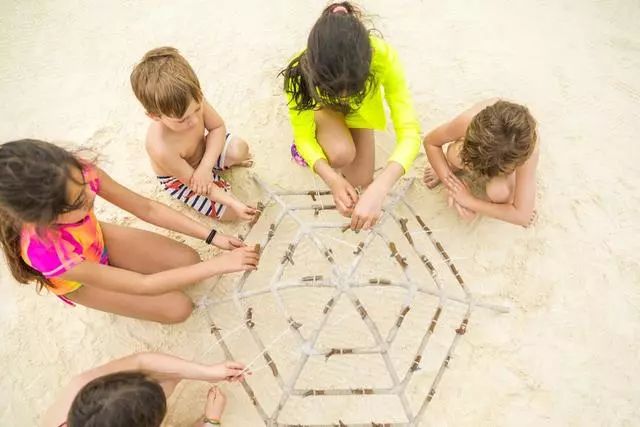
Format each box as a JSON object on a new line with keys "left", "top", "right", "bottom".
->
{"left": 281, "top": 2, "right": 421, "bottom": 231}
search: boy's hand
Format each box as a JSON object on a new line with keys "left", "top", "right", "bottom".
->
{"left": 448, "top": 194, "right": 477, "bottom": 221}
{"left": 206, "top": 361, "right": 248, "bottom": 382}
{"left": 212, "top": 233, "right": 245, "bottom": 250}
{"left": 190, "top": 167, "right": 212, "bottom": 196}
{"left": 212, "top": 246, "right": 260, "bottom": 273}
{"left": 445, "top": 175, "right": 476, "bottom": 209}
{"left": 328, "top": 174, "right": 358, "bottom": 216}
{"left": 351, "top": 186, "right": 384, "bottom": 231}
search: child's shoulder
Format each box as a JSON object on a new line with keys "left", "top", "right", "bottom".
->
{"left": 144, "top": 122, "right": 171, "bottom": 155}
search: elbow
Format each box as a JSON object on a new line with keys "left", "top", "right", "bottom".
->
{"left": 513, "top": 207, "right": 535, "bottom": 228}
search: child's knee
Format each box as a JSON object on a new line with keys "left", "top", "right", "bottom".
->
{"left": 161, "top": 293, "right": 193, "bottom": 324}
{"left": 175, "top": 245, "right": 201, "bottom": 266}
{"left": 486, "top": 178, "right": 512, "bottom": 203}
{"left": 326, "top": 143, "right": 356, "bottom": 169}
{"left": 224, "top": 137, "right": 250, "bottom": 167}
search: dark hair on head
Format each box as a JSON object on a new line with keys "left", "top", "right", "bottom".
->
{"left": 461, "top": 101, "right": 538, "bottom": 177}
{"left": 0, "top": 139, "right": 87, "bottom": 292}
{"left": 68, "top": 371, "right": 167, "bottom": 427}
{"left": 280, "top": 2, "right": 376, "bottom": 115}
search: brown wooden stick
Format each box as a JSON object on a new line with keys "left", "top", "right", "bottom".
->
{"left": 455, "top": 318, "right": 469, "bottom": 335}
{"left": 428, "top": 307, "right": 442, "bottom": 333}
{"left": 254, "top": 243, "right": 261, "bottom": 254}
{"left": 288, "top": 317, "right": 302, "bottom": 330}
{"left": 415, "top": 215, "right": 432, "bottom": 234}
{"left": 324, "top": 249, "right": 335, "bottom": 263}
{"left": 302, "top": 389, "right": 326, "bottom": 398}
{"left": 301, "top": 275, "right": 323, "bottom": 282}
{"left": 354, "top": 299, "right": 368, "bottom": 320}
{"left": 324, "top": 348, "right": 354, "bottom": 361}
{"left": 281, "top": 243, "right": 295, "bottom": 265}
{"left": 396, "top": 306, "right": 411, "bottom": 328}
{"left": 420, "top": 255, "right": 435, "bottom": 273}
{"left": 399, "top": 218, "right": 414, "bottom": 245}
{"left": 245, "top": 307, "right": 255, "bottom": 329}
{"left": 388, "top": 242, "right": 408, "bottom": 268}
{"left": 368, "top": 278, "right": 391, "bottom": 285}
{"left": 350, "top": 388, "right": 374, "bottom": 395}
{"left": 323, "top": 297, "right": 335, "bottom": 314}
{"left": 267, "top": 223, "right": 276, "bottom": 239}
{"left": 353, "top": 241, "right": 364, "bottom": 255}
{"left": 410, "top": 355, "right": 422, "bottom": 372}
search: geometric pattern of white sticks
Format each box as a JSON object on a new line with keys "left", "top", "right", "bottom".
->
{"left": 205, "top": 175, "right": 509, "bottom": 426}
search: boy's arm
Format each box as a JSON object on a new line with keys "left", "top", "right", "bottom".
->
{"left": 199, "top": 100, "right": 227, "bottom": 172}
{"left": 448, "top": 147, "right": 539, "bottom": 226}
{"left": 147, "top": 140, "right": 195, "bottom": 187}
{"left": 424, "top": 99, "right": 500, "bottom": 185}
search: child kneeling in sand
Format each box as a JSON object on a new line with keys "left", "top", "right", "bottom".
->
{"left": 0, "top": 140, "right": 259, "bottom": 323}
{"left": 422, "top": 99, "right": 539, "bottom": 227}
{"left": 131, "top": 47, "right": 255, "bottom": 221}
{"left": 44, "top": 352, "right": 246, "bottom": 426}
{"left": 282, "top": 2, "right": 421, "bottom": 231}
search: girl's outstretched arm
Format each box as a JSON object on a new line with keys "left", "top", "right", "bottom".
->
{"left": 97, "top": 168, "right": 210, "bottom": 241}
{"left": 42, "top": 353, "right": 245, "bottom": 427}
{"left": 58, "top": 246, "right": 259, "bottom": 295}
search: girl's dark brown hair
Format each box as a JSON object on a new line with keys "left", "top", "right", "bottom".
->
{"left": 67, "top": 371, "right": 167, "bottom": 427}
{"left": 280, "top": 2, "right": 375, "bottom": 115}
{"left": 0, "top": 139, "right": 87, "bottom": 292}
{"left": 461, "top": 101, "right": 538, "bottom": 177}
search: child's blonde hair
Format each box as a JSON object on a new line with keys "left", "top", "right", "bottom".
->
{"left": 461, "top": 100, "right": 537, "bottom": 177}
{"left": 130, "top": 47, "right": 203, "bottom": 118}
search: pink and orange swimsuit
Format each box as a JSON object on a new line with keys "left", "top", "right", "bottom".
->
{"left": 20, "top": 165, "right": 109, "bottom": 305}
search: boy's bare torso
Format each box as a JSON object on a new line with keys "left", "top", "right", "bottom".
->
{"left": 145, "top": 111, "right": 207, "bottom": 176}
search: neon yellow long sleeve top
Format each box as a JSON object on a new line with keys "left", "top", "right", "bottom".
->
{"left": 285, "top": 36, "right": 421, "bottom": 172}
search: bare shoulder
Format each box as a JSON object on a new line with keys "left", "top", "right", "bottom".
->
{"left": 145, "top": 123, "right": 176, "bottom": 160}
{"left": 42, "top": 374, "right": 86, "bottom": 427}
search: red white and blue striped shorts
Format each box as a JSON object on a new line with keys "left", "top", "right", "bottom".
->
{"left": 157, "top": 133, "right": 233, "bottom": 219}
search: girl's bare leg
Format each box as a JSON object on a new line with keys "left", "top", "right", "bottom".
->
{"left": 342, "top": 128, "right": 375, "bottom": 188}
{"left": 66, "top": 222, "right": 200, "bottom": 324}
{"left": 314, "top": 108, "right": 356, "bottom": 169}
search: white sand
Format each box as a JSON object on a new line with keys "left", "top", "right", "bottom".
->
{"left": 1, "top": 0, "right": 639, "bottom": 425}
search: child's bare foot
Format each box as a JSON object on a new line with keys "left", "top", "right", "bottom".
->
{"left": 229, "top": 199, "right": 258, "bottom": 221}
{"left": 423, "top": 165, "right": 441, "bottom": 189}
{"left": 201, "top": 386, "right": 226, "bottom": 426}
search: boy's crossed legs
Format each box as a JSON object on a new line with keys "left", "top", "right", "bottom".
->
{"left": 159, "top": 134, "right": 254, "bottom": 222}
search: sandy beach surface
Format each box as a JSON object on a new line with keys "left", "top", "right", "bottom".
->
{"left": 1, "top": 0, "right": 639, "bottom": 425}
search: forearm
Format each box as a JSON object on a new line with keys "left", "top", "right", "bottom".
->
{"left": 372, "top": 161, "right": 404, "bottom": 194}
{"left": 313, "top": 159, "right": 340, "bottom": 186}
{"left": 70, "top": 257, "right": 224, "bottom": 295}
{"left": 199, "top": 126, "right": 227, "bottom": 171}
{"left": 141, "top": 200, "right": 210, "bottom": 240}
{"left": 467, "top": 197, "right": 533, "bottom": 227}
{"left": 135, "top": 352, "right": 216, "bottom": 382}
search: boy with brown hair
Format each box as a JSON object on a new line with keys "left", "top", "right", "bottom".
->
{"left": 131, "top": 47, "right": 255, "bottom": 221}
{"left": 422, "top": 99, "right": 539, "bottom": 227}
